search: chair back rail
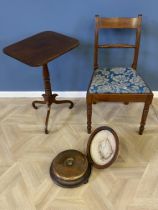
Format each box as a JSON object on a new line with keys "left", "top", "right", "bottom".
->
{"left": 94, "top": 15, "right": 142, "bottom": 70}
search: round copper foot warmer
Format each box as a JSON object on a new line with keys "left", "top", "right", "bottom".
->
{"left": 50, "top": 150, "right": 91, "bottom": 188}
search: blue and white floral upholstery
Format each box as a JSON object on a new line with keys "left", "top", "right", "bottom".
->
{"left": 89, "top": 67, "right": 150, "bottom": 94}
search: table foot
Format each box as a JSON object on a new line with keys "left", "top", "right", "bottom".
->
{"left": 54, "top": 98, "right": 74, "bottom": 109}
{"left": 32, "top": 100, "right": 46, "bottom": 109}
{"left": 45, "top": 128, "right": 49, "bottom": 134}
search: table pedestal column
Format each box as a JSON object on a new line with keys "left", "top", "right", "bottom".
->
{"left": 32, "top": 64, "right": 74, "bottom": 134}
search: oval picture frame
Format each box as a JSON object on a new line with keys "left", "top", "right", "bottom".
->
{"left": 87, "top": 126, "right": 119, "bottom": 169}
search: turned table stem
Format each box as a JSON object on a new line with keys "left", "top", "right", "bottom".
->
{"left": 32, "top": 64, "right": 74, "bottom": 134}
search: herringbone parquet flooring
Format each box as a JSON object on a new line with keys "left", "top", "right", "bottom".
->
{"left": 0, "top": 97, "right": 158, "bottom": 210}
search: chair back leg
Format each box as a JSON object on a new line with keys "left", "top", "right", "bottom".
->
{"left": 139, "top": 95, "right": 153, "bottom": 135}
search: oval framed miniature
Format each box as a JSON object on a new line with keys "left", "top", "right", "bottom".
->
{"left": 87, "top": 126, "right": 119, "bottom": 169}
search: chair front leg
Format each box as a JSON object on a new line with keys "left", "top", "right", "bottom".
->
{"left": 87, "top": 96, "right": 92, "bottom": 134}
{"left": 139, "top": 96, "right": 152, "bottom": 135}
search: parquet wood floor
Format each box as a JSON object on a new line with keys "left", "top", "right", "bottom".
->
{"left": 0, "top": 98, "right": 158, "bottom": 210}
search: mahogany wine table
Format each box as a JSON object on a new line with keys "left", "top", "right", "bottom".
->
{"left": 3, "top": 31, "right": 79, "bottom": 134}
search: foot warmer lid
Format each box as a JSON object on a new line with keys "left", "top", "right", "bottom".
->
{"left": 50, "top": 149, "right": 91, "bottom": 188}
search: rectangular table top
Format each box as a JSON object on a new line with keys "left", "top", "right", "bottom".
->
{"left": 3, "top": 31, "right": 79, "bottom": 67}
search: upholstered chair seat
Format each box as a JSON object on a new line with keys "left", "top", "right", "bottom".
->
{"left": 89, "top": 67, "right": 150, "bottom": 94}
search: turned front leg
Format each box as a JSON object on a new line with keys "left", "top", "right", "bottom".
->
{"left": 87, "top": 95, "right": 92, "bottom": 134}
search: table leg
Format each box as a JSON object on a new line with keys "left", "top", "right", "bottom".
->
{"left": 45, "top": 104, "right": 51, "bottom": 134}
{"left": 32, "top": 100, "right": 46, "bottom": 109}
{"left": 32, "top": 64, "right": 74, "bottom": 134}
{"left": 53, "top": 96, "right": 73, "bottom": 109}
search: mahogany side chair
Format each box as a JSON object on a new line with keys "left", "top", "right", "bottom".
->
{"left": 87, "top": 15, "right": 153, "bottom": 135}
